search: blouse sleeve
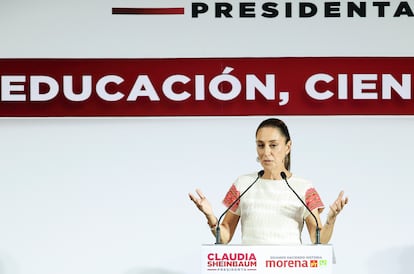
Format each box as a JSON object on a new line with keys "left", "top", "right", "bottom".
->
{"left": 222, "top": 184, "right": 241, "bottom": 214}
{"left": 305, "top": 187, "right": 325, "bottom": 213}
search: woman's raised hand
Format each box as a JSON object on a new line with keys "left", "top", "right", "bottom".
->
{"left": 328, "top": 190, "right": 348, "bottom": 220}
{"left": 189, "top": 189, "right": 214, "bottom": 217}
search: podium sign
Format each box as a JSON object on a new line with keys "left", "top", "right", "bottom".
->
{"left": 202, "top": 244, "right": 334, "bottom": 274}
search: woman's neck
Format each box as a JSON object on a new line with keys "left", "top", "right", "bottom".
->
{"left": 262, "top": 169, "right": 291, "bottom": 180}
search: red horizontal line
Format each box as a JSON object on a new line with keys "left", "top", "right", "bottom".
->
{"left": 112, "top": 7, "right": 184, "bottom": 15}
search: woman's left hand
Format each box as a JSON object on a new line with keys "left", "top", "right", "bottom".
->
{"left": 328, "top": 191, "right": 348, "bottom": 219}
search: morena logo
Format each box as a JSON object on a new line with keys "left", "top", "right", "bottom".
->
{"left": 112, "top": 1, "right": 414, "bottom": 18}
{"left": 265, "top": 259, "right": 329, "bottom": 268}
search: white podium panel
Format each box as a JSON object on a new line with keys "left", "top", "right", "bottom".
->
{"left": 202, "top": 244, "right": 333, "bottom": 274}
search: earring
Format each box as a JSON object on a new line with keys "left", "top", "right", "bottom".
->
{"left": 256, "top": 157, "right": 260, "bottom": 162}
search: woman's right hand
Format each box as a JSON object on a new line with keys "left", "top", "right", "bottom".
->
{"left": 188, "top": 189, "right": 214, "bottom": 217}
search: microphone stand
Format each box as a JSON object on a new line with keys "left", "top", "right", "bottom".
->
{"left": 281, "top": 172, "right": 321, "bottom": 244}
{"left": 215, "top": 170, "right": 264, "bottom": 244}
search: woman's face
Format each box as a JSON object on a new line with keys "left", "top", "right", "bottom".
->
{"left": 256, "top": 127, "right": 291, "bottom": 170}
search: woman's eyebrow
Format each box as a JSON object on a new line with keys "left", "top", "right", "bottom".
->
{"left": 256, "top": 139, "right": 278, "bottom": 143}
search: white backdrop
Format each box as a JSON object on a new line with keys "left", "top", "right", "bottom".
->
{"left": 1, "top": 0, "right": 414, "bottom": 58}
{"left": 0, "top": 117, "right": 413, "bottom": 274}
{"left": 1, "top": 0, "right": 414, "bottom": 274}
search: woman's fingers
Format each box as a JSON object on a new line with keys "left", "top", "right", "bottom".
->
{"left": 330, "top": 191, "right": 348, "bottom": 216}
{"left": 196, "top": 188, "right": 205, "bottom": 199}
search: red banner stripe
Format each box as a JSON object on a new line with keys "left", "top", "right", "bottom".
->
{"left": 112, "top": 7, "right": 185, "bottom": 15}
{"left": 1, "top": 57, "right": 413, "bottom": 117}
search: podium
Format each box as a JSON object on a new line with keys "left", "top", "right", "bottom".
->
{"left": 201, "top": 244, "right": 334, "bottom": 273}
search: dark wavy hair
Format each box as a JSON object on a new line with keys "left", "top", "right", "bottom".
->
{"left": 255, "top": 118, "right": 291, "bottom": 170}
